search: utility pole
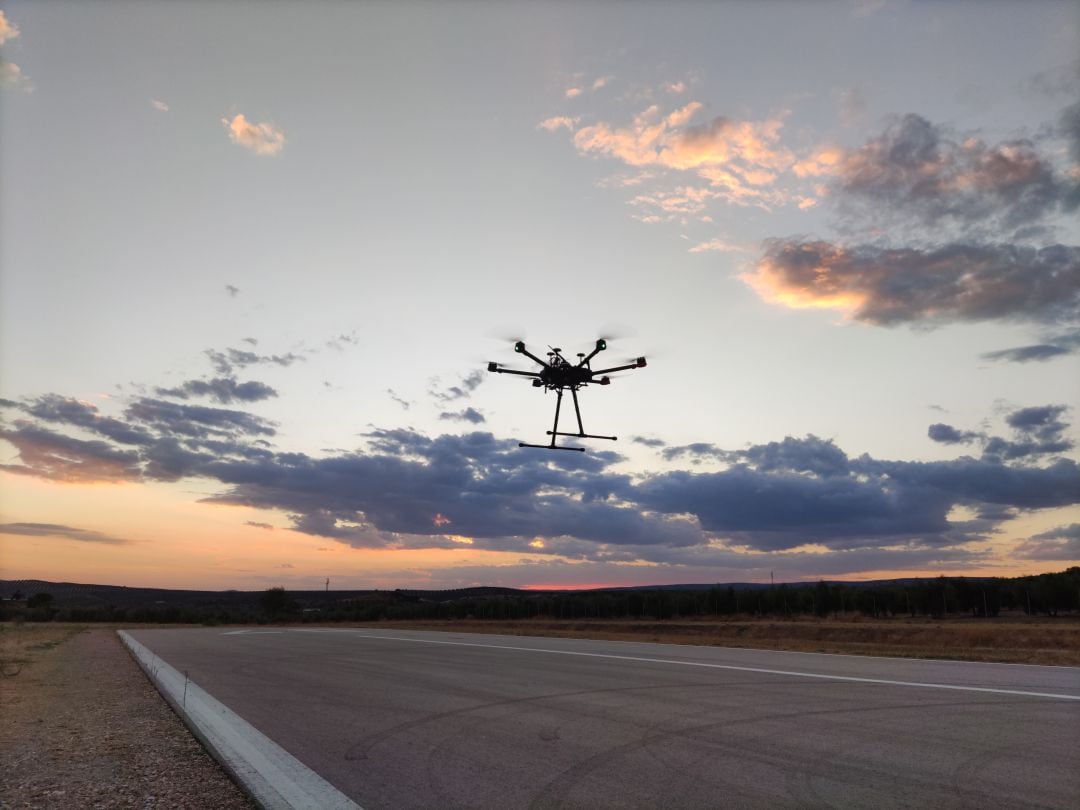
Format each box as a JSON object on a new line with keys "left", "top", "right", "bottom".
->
{"left": 325, "top": 577, "right": 329, "bottom": 593}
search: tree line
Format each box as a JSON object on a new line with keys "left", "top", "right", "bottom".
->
{"left": 3, "top": 568, "right": 1076, "bottom": 625}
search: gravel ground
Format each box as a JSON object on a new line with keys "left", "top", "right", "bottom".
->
{"left": 0, "top": 627, "right": 252, "bottom": 809}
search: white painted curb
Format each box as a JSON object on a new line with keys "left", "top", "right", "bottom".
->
{"left": 118, "top": 630, "right": 361, "bottom": 810}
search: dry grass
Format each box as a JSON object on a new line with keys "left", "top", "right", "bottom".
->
{"left": 0, "top": 622, "right": 88, "bottom": 678}
{"left": 369, "top": 615, "right": 1080, "bottom": 666}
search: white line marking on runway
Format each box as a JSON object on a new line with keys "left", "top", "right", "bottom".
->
{"left": 333, "top": 631, "right": 1080, "bottom": 702}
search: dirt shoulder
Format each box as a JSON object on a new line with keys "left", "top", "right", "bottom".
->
{"left": 0, "top": 623, "right": 252, "bottom": 810}
{"left": 369, "top": 615, "right": 1080, "bottom": 666}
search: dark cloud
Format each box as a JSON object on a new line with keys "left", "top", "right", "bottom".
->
{"left": 156, "top": 377, "right": 278, "bottom": 404}
{"left": 0, "top": 522, "right": 132, "bottom": 545}
{"left": 661, "top": 442, "right": 723, "bottom": 462}
{"left": 21, "top": 395, "right": 154, "bottom": 445}
{"left": 831, "top": 113, "right": 1071, "bottom": 235}
{"left": 245, "top": 521, "right": 274, "bottom": 529}
{"left": 632, "top": 436, "right": 667, "bottom": 448}
{"left": 928, "top": 405, "right": 1072, "bottom": 461}
{"left": 981, "top": 344, "right": 1072, "bottom": 363}
{"left": 205, "top": 347, "right": 305, "bottom": 375}
{"left": 751, "top": 239, "right": 1080, "bottom": 326}
{"left": 1013, "top": 523, "right": 1080, "bottom": 560}
{"left": 386, "top": 389, "right": 410, "bottom": 410}
{"left": 4, "top": 390, "right": 1079, "bottom": 568}
{"left": 225, "top": 284, "right": 240, "bottom": 297}
{"left": 124, "top": 397, "right": 276, "bottom": 440}
{"left": 981, "top": 329, "right": 1080, "bottom": 363}
{"left": 0, "top": 422, "right": 143, "bottom": 482}
{"left": 661, "top": 436, "right": 850, "bottom": 477}
{"left": 928, "top": 423, "right": 981, "bottom": 445}
{"left": 430, "top": 370, "right": 485, "bottom": 404}
{"left": 724, "top": 435, "right": 850, "bottom": 477}
{"left": 439, "top": 407, "right": 486, "bottom": 424}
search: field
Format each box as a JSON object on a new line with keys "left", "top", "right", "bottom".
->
{"left": 373, "top": 615, "right": 1080, "bottom": 666}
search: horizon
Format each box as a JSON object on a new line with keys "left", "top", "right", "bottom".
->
{"left": 5, "top": 567, "right": 1075, "bottom": 596}
{"left": 1, "top": 1, "right": 1078, "bottom": 591}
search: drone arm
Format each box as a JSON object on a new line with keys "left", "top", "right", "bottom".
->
{"left": 593, "top": 357, "right": 647, "bottom": 375}
{"left": 514, "top": 343, "right": 551, "bottom": 369}
{"left": 489, "top": 366, "right": 542, "bottom": 379}
{"left": 579, "top": 339, "right": 607, "bottom": 366}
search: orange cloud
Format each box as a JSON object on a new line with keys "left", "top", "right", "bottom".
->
{"left": 741, "top": 241, "right": 868, "bottom": 315}
{"left": 568, "top": 102, "right": 795, "bottom": 209}
{"left": 538, "top": 115, "right": 577, "bottom": 132}
{"left": 222, "top": 114, "right": 286, "bottom": 156}
{"left": 688, "top": 238, "right": 747, "bottom": 254}
{"left": 0, "top": 10, "right": 19, "bottom": 44}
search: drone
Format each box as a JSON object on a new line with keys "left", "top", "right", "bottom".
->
{"left": 487, "top": 339, "right": 646, "bottom": 452}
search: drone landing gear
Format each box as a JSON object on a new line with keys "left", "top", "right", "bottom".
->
{"left": 519, "top": 388, "right": 616, "bottom": 452}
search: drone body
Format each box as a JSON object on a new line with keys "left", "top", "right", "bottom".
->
{"left": 487, "top": 339, "right": 647, "bottom": 452}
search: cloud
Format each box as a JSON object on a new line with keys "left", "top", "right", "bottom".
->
{"left": 822, "top": 114, "right": 1073, "bottom": 237}
{"left": 245, "top": 521, "right": 274, "bottom": 530}
{"left": 0, "top": 11, "right": 20, "bottom": 44}
{"left": 980, "top": 343, "right": 1073, "bottom": 363}
{"left": 564, "top": 103, "right": 793, "bottom": 208}
{"left": 564, "top": 87, "right": 582, "bottom": 99}
{"left": 222, "top": 114, "right": 285, "bottom": 156}
{"left": 156, "top": 377, "right": 278, "bottom": 404}
{"left": 429, "top": 370, "right": 484, "bottom": 403}
{"left": 538, "top": 116, "right": 578, "bottom": 132}
{"left": 325, "top": 332, "right": 359, "bottom": 351}
{"left": 387, "top": 389, "right": 410, "bottom": 411}
{"left": 0, "top": 60, "right": 31, "bottom": 91}
{"left": 688, "top": 238, "right": 746, "bottom": 253}
{"left": 0, "top": 522, "right": 131, "bottom": 545}
{"left": 151, "top": 99, "right": 170, "bottom": 112}
{"left": 20, "top": 394, "right": 154, "bottom": 445}
{"left": 926, "top": 405, "right": 1072, "bottom": 462}
{"left": 1012, "top": 523, "right": 1080, "bottom": 560}
{"left": 0, "top": 422, "right": 143, "bottom": 483}
{"left": 438, "top": 407, "right": 486, "bottom": 424}
{"left": 4, "top": 381, "right": 1079, "bottom": 570}
{"left": 744, "top": 239, "right": 1080, "bottom": 326}
{"left": 124, "top": 397, "right": 276, "bottom": 440}
{"left": 632, "top": 436, "right": 666, "bottom": 448}
{"left": 928, "top": 423, "right": 981, "bottom": 445}
{"left": 225, "top": 284, "right": 240, "bottom": 296}
{"left": 205, "top": 347, "right": 305, "bottom": 375}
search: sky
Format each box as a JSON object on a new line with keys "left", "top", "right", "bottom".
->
{"left": 1, "top": 0, "right": 1078, "bottom": 591}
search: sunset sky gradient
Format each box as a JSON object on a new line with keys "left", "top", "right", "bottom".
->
{"left": 1, "top": 1, "right": 1078, "bottom": 590}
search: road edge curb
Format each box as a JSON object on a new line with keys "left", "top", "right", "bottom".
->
{"left": 118, "top": 630, "right": 361, "bottom": 810}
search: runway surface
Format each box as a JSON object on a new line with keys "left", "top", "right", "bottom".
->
{"left": 126, "top": 627, "right": 1080, "bottom": 809}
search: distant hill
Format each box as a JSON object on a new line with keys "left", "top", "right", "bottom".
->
{"left": 1, "top": 575, "right": 989, "bottom": 609}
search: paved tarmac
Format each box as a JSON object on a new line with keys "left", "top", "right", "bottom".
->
{"left": 127, "top": 627, "right": 1080, "bottom": 809}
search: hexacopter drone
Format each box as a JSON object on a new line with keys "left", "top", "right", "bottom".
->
{"left": 487, "top": 339, "right": 647, "bottom": 451}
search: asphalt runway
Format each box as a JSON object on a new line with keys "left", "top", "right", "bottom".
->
{"left": 126, "top": 627, "right": 1080, "bottom": 809}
